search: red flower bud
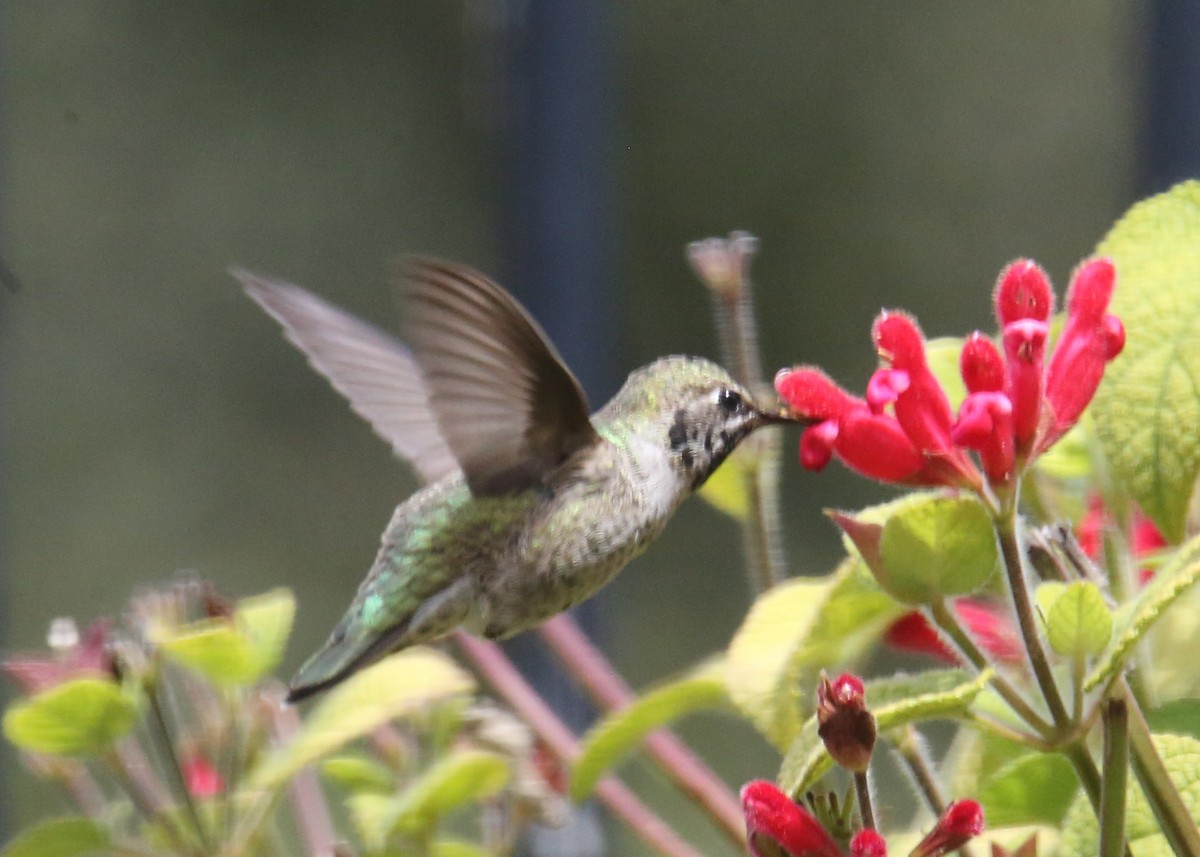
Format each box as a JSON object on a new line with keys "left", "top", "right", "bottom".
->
{"left": 776, "top": 367, "right": 865, "bottom": 420}
{"left": 816, "top": 672, "right": 876, "bottom": 773}
{"left": 960, "top": 332, "right": 1005, "bottom": 394}
{"left": 994, "top": 259, "right": 1053, "bottom": 325}
{"left": 183, "top": 752, "right": 223, "bottom": 798}
{"left": 1041, "top": 258, "right": 1121, "bottom": 450}
{"left": 952, "top": 392, "right": 1014, "bottom": 483}
{"left": 884, "top": 599, "right": 1021, "bottom": 665}
{"left": 800, "top": 420, "right": 839, "bottom": 472}
{"left": 1002, "top": 319, "right": 1048, "bottom": 449}
{"left": 741, "top": 780, "right": 842, "bottom": 857}
{"left": 912, "top": 800, "right": 985, "bottom": 857}
{"left": 851, "top": 829, "right": 888, "bottom": 857}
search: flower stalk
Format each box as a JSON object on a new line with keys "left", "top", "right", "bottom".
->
{"left": 1099, "top": 695, "right": 1129, "bottom": 857}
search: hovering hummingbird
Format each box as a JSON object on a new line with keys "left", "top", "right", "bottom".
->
{"left": 237, "top": 260, "right": 790, "bottom": 702}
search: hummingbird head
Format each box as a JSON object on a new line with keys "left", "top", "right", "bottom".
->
{"left": 601, "top": 356, "right": 788, "bottom": 491}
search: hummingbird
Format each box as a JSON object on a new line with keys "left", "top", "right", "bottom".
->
{"left": 237, "top": 260, "right": 789, "bottom": 702}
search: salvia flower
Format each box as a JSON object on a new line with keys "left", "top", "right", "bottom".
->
{"left": 2, "top": 619, "right": 116, "bottom": 696}
{"left": 742, "top": 780, "right": 842, "bottom": 857}
{"left": 776, "top": 257, "right": 1123, "bottom": 489}
{"left": 816, "top": 673, "right": 876, "bottom": 773}
{"left": 910, "top": 800, "right": 985, "bottom": 857}
{"left": 1078, "top": 496, "right": 1166, "bottom": 584}
{"left": 851, "top": 830, "right": 888, "bottom": 857}
{"left": 884, "top": 598, "right": 1022, "bottom": 666}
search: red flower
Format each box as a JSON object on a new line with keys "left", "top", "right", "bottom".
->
{"left": 2, "top": 619, "right": 116, "bottom": 696}
{"left": 850, "top": 830, "right": 887, "bottom": 857}
{"left": 1078, "top": 496, "right": 1166, "bottom": 584}
{"left": 742, "top": 780, "right": 842, "bottom": 857}
{"left": 911, "top": 800, "right": 985, "bottom": 857}
{"left": 884, "top": 599, "right": 1021, "bottom": 665}
{"left": 776, "top": 257, "right": 1123, "bottom": 490}
{"left": 183, "top": 752, "right": 223, "bottom": 798}
{"left": 816, "top": 673, "right": 876, "bottom": 773}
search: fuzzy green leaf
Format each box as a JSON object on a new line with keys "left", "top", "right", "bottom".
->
{"left": 877, "top": 495, "right": 999, "bottom": 604}
{"left": 571, "top": 660, "right": 729, "bottom": 801}
{"left": 1058, "top": 733, "right": 1200, "bottom": 857}
{"left": 391, "top": 749, "right": 510, "bottom": 834}
{"left": 3, "top": 679, "right": 137, "bottom": 756}
{"left": 1093, "top": 180, "right": 1200, "bottom": 542}
{"left": 1086, "top": 533, "right": 1200, "bottom": 692}
{"left": 248, "top": 648, "right": 474, "bottom": 789}
{"left": 1044, "top": 581, "right": 1112, "bottom": 658}
{"left": 725, "top": 560, "right": 902, "bottom": 749}
{"left": 778, "top": 668, "right": 989, "bottom": 795}
{"left": 322, "top": 754, "right": 395, "bottom": 793}
{"left": 1147, "top": 700, "right": 1200, "bottom": 742}
{"left": 0, "top": 817, "right": 110, "bottom": 857}
{"left": 978, "top": 752, "right": 1078, "bottom": 827}
{"left": 347, "top": 793, "right": 396, "bottom": 852}
{"left": 158, "top": 588, "right": 295, "bottom": 687}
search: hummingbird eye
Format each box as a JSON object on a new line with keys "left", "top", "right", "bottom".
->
{"left": 716, "top": 388, "right": 743, "bottom": 414}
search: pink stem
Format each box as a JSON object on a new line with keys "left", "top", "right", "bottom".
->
{"left": 537, "top": 616, "right": 745, "bottom": 846}
{"left": 454, "top": 632, "right": 704, "bottom": 857}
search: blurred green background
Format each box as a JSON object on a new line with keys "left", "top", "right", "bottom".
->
{"left": 2, "top": 2, "right": 1154, "bottom": 851}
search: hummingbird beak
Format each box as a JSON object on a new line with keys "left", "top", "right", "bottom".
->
{"left": 753, "top": 405, "right": 814, "bottom": 428}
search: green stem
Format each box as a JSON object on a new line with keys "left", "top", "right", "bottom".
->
{"left": 929, "top": 599, "right": 1053, "bottom": 736}
{"left": 994, "top": 508, "right": 1071, "bottom": 729}
{"left": 854, "top": 770, "right": 876, "bottom": 831}
{"left": 1062, "top": 741, "right": 1103, "bottom": 814}
{"left": 1123, "top": 679, "right": 1200, "bottom": 857}
{"left": 148, "top": 682, "right": 214, "bottom": 853}
{"left": 104, "top": 748, "right": 199, "bottom": 857}
{"left": 1100, "top": 696, "right": 1130, "bottom": 857}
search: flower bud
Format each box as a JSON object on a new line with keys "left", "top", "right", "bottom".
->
{"left": 910, "top": 800, "right": 985, "bottom": 857}
{"left": 741, "top": 780, "right": 842, "bottom": 857}
{"left": 816, "top": 672, "right": 876, "bottom": 773}
{"left": 851, "top": 829, "right": 888, "bottom": 857}
{"left": 994, "top": 259, "right": 1053, "bottom": 325}
{"left": 960, "top": 332, "right": 1005, "bottom": 394}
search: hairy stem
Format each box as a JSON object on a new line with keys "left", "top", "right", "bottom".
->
{"left": 1122, "top": 679, "right": 1200, "bottom": 857}
{"left": 1100, "top": 696, "right": 1130, "bottom": 857}
{"left": 929, "top": 599, "right": 1052, "bottom": 736}
{"left": 537, "top": 616, "right": 745, "bottom": 845}
{"left": 455, "top": 632, "right": 706, "bottom": 857}
{"left": 994, "top": 509, "right": 1071, "bottom": 729}
{"left": 854, "top": 770, "right": 876, "bottom": 831}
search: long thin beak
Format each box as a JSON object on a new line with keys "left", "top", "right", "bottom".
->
{"left": 754, "top": 406, "right": 813, "bottom": 427}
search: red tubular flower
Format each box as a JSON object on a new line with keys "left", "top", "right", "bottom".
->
{"left": 1001, "top": 319, "right": 1049, "bottom": 450}
{"left": 872, "top": 313, "right": 956, "bottom": 454}
{"left": 884, "top": 599, "right": 1021, "bottom": 665}
{"left": 741, "top": 780, "right": 842, "bottom": 857}
{"left": 2, "top": 619, "right": 116, "bottom": 696}
{"left": 183, "top": 752, "right": 224, "bottom": 798}
{"left": 951, "top": 392, "right": 1015, "bottom": 483}
{"left": 994, "top": 259, "right": 1054, "bottom": 325}
{"left": 851, "top": 830, "right": 888, "bottom": 857}
{"left": 960, "top": 332, "right": 1005, "bottom": 394}
{"left": 816, "top": 673, "right": 876, "bottom": 773}
{"left": 1078, "top": 496, "right": 1166, "bottom": 584}
{"left": 911, "top": 800, "right": 985, "bottom": 857}
{"left": 1041, "top": 258, "right": 1124, "bottom": 450}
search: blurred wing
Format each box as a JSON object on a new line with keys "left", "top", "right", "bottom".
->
{"left": 235, "top": 268, "right": 460, "bottom": 485}
{"left": 400, "top": 259, "right": 601, "bottom": 496}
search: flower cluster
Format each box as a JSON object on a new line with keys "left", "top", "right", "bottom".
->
{"left": 741, "top": 780, "right": 983, "bottom": 857}
{"left": 775, "top": 258, "right": 1124, "bottom": 489}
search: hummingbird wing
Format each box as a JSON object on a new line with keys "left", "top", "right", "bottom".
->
{"left": 400, "top": 259, "right": 602, "bottom": 496}
{"left": 234, "top": 269, "right": 461, "bottom": 485}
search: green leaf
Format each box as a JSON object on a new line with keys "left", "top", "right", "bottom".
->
{"left": 431, "top": 840, "right": 493, "bottom": 857}
{"left": 1044, "top": 581, "right": 1112, "bottom": 658}
{"left": 877, "top": 495, "right": 999, "bottom": 604}
{"left": 1093, "top": 180, "right": 1200, "bottom": 542}
{"left": 0, "top": 817, "right": 110, "bottom": 857}
{"left": 158, "top": 588, "right": 295, "bottom": 687}
{"left": 392, "top": 749, "right": 510, "bottom": 835}
{"left": 321, "top": 754, "right": 395, "bottom": 793}
{"left": 978, "top": 753, "right": 1078, "bottom": 827}
{"left": 3, "top": 679, "right": 138, "bottom": 756}
{"left": 1086, "top": 533, "right": 1200, "bottom": 692}
{"left": 725, "top": 561, "right": 903, "bottom": 749}
{"left": 248, "top": 648, "right": 474, "bottom": 789}
{"left": 926, "top": 337, "right": 968, "bottom": 409}
{"left": 570, "top": 660, "right": 729, "bottom": 801}
{"left": 778, "top": 668, "right": 990, "bottom": 795}
{"left": 1147, "top": 700, "right": 1200, "bottom": 742}
{"left": 1059, "top": 733, "right": 1200, "bottom": 857}
{"left": 347, "top": 792, "right": 397, "bottom": 852}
